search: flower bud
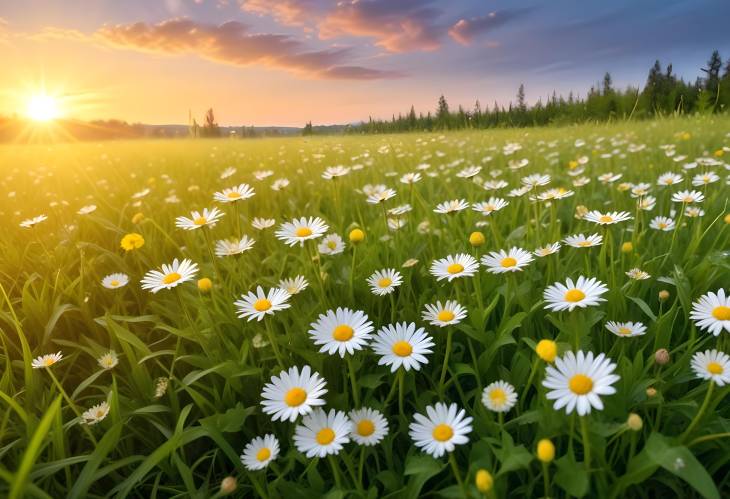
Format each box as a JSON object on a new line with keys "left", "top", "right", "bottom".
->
{"left": 655, "top": 348, "right": 670, "bottom": 366}
{"left": 658, "top": 290, "right": 670, "bottom": 301}
{"left": 197, "top": 278, "right": 213, "bottom": 293}
{"left": 536, "top": 339, "right": 557, "bottom": 363}
{"left": 475, "top": 469, "right": 493, "bottom": 493}
{"left": 724, "top": 213, "right": 730, "bottom": 225}
{"left": 132, "top": 212, "right": 145, "bottom": 224}
{"left": 646, "top": 387, "right": 657, "bottom": 398}
{"left": 621, "top": 241, "right": 633, "bottom": 253}
{"left": 537, "top": 439, "right": 555, "bottom": 463}
{"left": 220, "top": 476, "right": 237, "bottom": 495}
{"left": 349, "top": 228, "right": 365, "bottom": 244}
{"left": 469, "top": 231, "right": 486, "bottom": 247}
{"left": 627, "top": 413, "right": 643, "bottom": 431}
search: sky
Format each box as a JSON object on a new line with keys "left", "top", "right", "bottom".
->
{"left": 1, "top": 0, "right": 729, "bottom": 127}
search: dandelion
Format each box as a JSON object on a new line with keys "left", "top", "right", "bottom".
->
{"left": 481, "top": 247, "right": 534, "bottom": 273}
{"left": 120, "top": 233, "right": 145, "bottom": 251}
{"left": 81, "top": 401, "right": 110, "bottom": 425}
{"left": 422, "top": 300, "right": 467, "bottom": 327}
{"left": 367, "top": 268, "right": 403, "bottom": 296}
{"left": 690, "top": 289, "right": 730, "bottom": 336}
{"left": 260, "top": 365, "right": 327, "bottom": 422}
{"left": 101, "top": 273, "right": 129, "bottom": 289}
{"left": 275, "top": 217, "right": 329, "bottom": 246}
{"left": 430, "top": 253, "right": 479, "bottom": 281}
{"left": 349, "top": 408, "right": 389, "bottom": 446}
{"left": 536, "top": 340, "right": 558, "bottom": 362}
{"left": 240, "top": 434, "right": 279, "bottom": 471}
{"left": 482, "top": 380, "right": 518, "bottom": 413}
{"left": 141, "top": 258, "right": 198, "bottom": 293}
{"left": 409, "top": 403, "right": 473, "bottom": 458}
{"left": 372, "top": 322, "right": 434, "bottom": 372}
{"left": 543, "top": 276, "right": 608, "bottom": 312}
{"left": 234, "top": 286, "right": 291, "bottom": 321}
{"left": 31, "top": 351, "right": 63, "bottom": 369}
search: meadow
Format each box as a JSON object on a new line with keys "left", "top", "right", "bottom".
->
{"left": 0, "top": 115, "right": 729, "bottom": 498}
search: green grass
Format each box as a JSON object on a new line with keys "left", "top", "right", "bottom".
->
{"left": 1, "top": 115, "right": 729, "bottom": 498}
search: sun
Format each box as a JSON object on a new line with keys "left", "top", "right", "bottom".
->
{"left": 26, "top": 94, "right": 61, "bottom": 122}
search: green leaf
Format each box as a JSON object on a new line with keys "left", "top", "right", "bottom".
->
{"left": 554, "top": 454, "right": 589, "bottom": 498}
{"left": 626, "top": 296, "right": 657, "bottom": 322}
{"left": 68, "top": 422, "right": 123, "bottom": 499}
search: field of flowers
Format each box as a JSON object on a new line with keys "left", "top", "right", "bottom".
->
{"left": 1, "top": 116, "right": 729, "bottom": 498}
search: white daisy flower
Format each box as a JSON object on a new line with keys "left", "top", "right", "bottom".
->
{"left": 219, "top": 167, "right": 236, "bottom": 179}
{"left": 638, "top": 196, "right": 657, "bottom": 211}
{"left": 471, "top": 197, "right": 509, "bottom": 215}
{"left": 421, "top": 300, "right": 467, "bottom": 327}
{"left": 657, "top": 172, "right": 683, "bottom": 186}
{"left": 481, "top": 380, "right": 518, "bottom": 413}
{"left": 101, "top": 273, "right": 129, "bottom": 289}
{"left": 671, "top": 189, "right": 704, "bottom": 203}
{"left": 213, "top": 183, "right": 255, "bottom": 203}
{"left": 372, "top": 322, "right": 434, "bottom": 372}
{"left": 543, "top": 350, "right": 620, "bottom": 415}
{"left": 400, "top": 172, "right": 422, "bottom": 184}
{"left": 457, "top": 166, "right": 481, "bottom": 178}
{"left": 598, "top": 172, "right": 622, "bottom": 184}
{"left": 563, "top": 233, "right": 603, "bottom": 248}
{"left": 685, "top": 206, "right": 705, "bottom": 218}
{"left": 409, "top": 402, "right": 473, "bottom": 458}
{"left": 367, "top": 268, "right": 403, "bottom": 296}
{"left": 97, "top": 351, "right": 118, "bottom": 369}
{"left": 625, "top": 268, "right": 650, "bottom": 280}
{"left": 175, "top": 207, "right": 225, "bottom": 230}
{"left": 430, "top": 253, "right": 479, "bottom": 282}
{"left": 278, "top": 275, "right": 309, "bottom": 295}
{"left": 349, "top": 408, "right": 389, "bottom": 446}
{"left": 535, "top": 187, "right": 574, "bottom": 201}
{"left": 77, "top": 204, "right": 97, "bottom": 215}
{"left": 260, "top": 365, "right": 327, "bottom": 422}
{"left": 691, "top": 171, "right": 719, "bottom": 186}
{"left": 691, "top": 349, "right": 730, "bottom": 386}
{"left": 690, "top": 289, "right": 730, "bottom": 336}
{"left": 481, "top": 247, "right": 534, "bottom": 274}
{"left": 322, "top": 166, "right": 350, "bottom": 179}
{"left": 240, "top": 434, "right": 279, "bottom": 471}
{"left": 308, "top": 308, "right": 374, "bottom": 357}
{"left": 270, "top": 178, "right": 290, "bottom": 191}
{"left": 605, "top": 321, "right": 647, "bottom": 337}
{"left": 235, "top": 286, "right": 291, "bottom": 321}
{"left": 141, "top": 258, "right": 199, "bottom": 293}
{"left": 294, "top": 408, "right": 351, "bottom": 458}
{"left": 318, "top": 233, "right": 345, "bottom": 255}
{"left": 534, "top": 242, "right": 561, "bottom": 257}
{"left": 649, "top": 216, "right": 675, "bottom": 231}
{"left": 434, "top": 199, "right": 470, "bottom": 214}
{"left": 521, "top": 173, "right": 551, "bottom": 188}
{"left": 275, "top": 217, "right": 329, "bottom": 246}
{"left": 543, "top": 276, "right": 608, "bottom": 312}
{"left": 20, "top": 214, "right": 47, "bottom": 228}
{"left": 31, "top": 351, "right": 63, "bottom": 369}
{"left": 252, "top": 217, "right": 276, "bottom": 230}
{"left": 583, "top": 210, "right": 632, "bottom": 225}
{"left": 214, "top": 236, "right": 255, "bottom": 257}
{"left": 366, "top": 188, "right": 396, "bottom": 204}
{"left": 81, "top": 401, "right": 110, "bottom": 425}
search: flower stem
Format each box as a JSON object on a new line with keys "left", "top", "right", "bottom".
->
{"left": 681, "top": 382, "right": 715, "bottom": 443}
{"left": 439, "top": 329, "right": 454, "bottom": 395}
{"left": 346, "top": 356, "right": 360, "bottom": 407}
{"left": 448, "top": 453, "right": 466, "bottom": 496}
{"left": 263, "top": 319, "right": 286, "bottom": 369}
{"left": 328, "top": 455, "right": 343, "bottom": 489}
{"left": 580, "top": 415, "right": 591, "bottom": 470}
{"left": 542, "top": 462, "right": 551, "bottom": 499}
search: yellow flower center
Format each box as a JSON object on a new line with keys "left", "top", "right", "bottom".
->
{"left": 256, "top": 447, "right": 271, "bottom": 461}
{"left": 296, "top": 227, "right": 313, "bottom": 237}
{"left": 378, "top": 278, "right": 392, "bottom": 288}
{"left": 392, "top": 341, "right": 413, "bottom": 357}
{"left": 96, "top": 409, "right": 106, "bottom": 418}
{"left": 432, "top": 423, "right": 454, "bottom": 442}
{"left": 577, "top": 241, "right": 591, "bottom": 247}
{"left": 332, "top": 324, "right": 354, "bottom": 341}
{"left": 44, "top": 358, "right": 55, "bottom": 366}
{"left": 254, "top": 299, "right": 272, "bottom": 311}
{"left": 284, "top": 387, "right": 307, "bottom": 407}
{"left": 618, "top": 327, "right": 631, "bottom": 335}
{"left": 163, "top": 272, "right": 181, "bottom": 285}
{"left": 658, "top": 223, "right": 667, "bottom": 229}
{"left": 683, "top": 196, "right": 693, "bottom": 203}
{"left": 708, "top": 362, "right": 724, "bottom": 375}
{"left": 564, "top": 289, "right": 586, "bottom": 302}
{"left": 226, "top": 191, "right": 241, "bottom": 199}
{"left": 569, "top": 374, "right": 593, "bottom": 395}
{"left": 194, "top": 216, "right": 207, "bottom": 225}
{"left": 712, "top": 306, "right": 730, "bottom": 321}
{"left": 666, "top": 179, "right": 673, "bottom": 184}
{"left": 437, "top": 310, "right": 455, "bottom": 322}
{"left": 316, "top": 428, "right": 335, "bottom": 445}
{"left": 110, "top": 280, "right": 120, "bottom": 287}
{"left": 327, "top": 241, "right": 337, "bottom": 249}
{"left": 447, "top": 263, "right": 464, "bottom": 274}
{"left": 501, "top": 257, "right": 517, "bottom": 268}
{"left": 490, "top": 388, "right": 507, "bottom": 405}
{"left": 599, "top": 215, "right": 613, "bottom": 223}
{"left": 357, "top": 419, "right": 375, "bottom": 437}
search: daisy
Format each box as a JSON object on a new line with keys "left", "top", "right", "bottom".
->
{"left": 400, "top": 172, "right": 422, "bottom": 184}
{"left": 534, "top": 242, "right": 561, "bottom": 257}
{"left": 81, "top": 401, "right": 110, "bottom": 425}
{"left": 434, "top": 199, "right": 470, "bottom": 214}
{"left": 421, "top": 300, "right": 467, "bottom": 327}
{"left": 77, "top": 204, "right": 97, "bottom": 215}
{"left": 430, "top": 253, "right": 479, "bottom": 282}
{"left": 275, "top": 217, "right": 329, "bottom": 246}
{"left": 690, "top": 289, "right": 730, "bottom": 336}
{"left": 254, "top": 170, "right": 274, "bottom": 181}
{"left": 97, "top": 351, "right": 118, "bottom": 369}
{"left": 691, "top": 350, "right": 730, "bottom": 386}
{"left": 101, "top": 273, "right": 129, "bottom": 289}
{"left": 141, "top": 259, "right": 199, "bottom": 293}
{"left": 657, "top": 172, "right": 683, "bottom": 186}
{"left": 692, "top": 171, "right": 719, "bottom": 186}
{"left": 485, "top": 180, "right": 510, "bottom": 191}
{"left": 481, "top": 247, "right": 534, "bottom": 274}
{"left": 235, "top": 286, "right": 291, "bottom": 321}
{"left": 252, "top": 217, "right": 275, "bottom": 230}
{"left": 294, "top": 408, "right": 351, "bottom": 458}
{"left": 583, "top": 211, "right": 632, "bottom": 225}
{"left": 260, "top": 365, "right": 327, "bottom": 422}
{"left": 649, "top": 216, "right": 675, "bottom": 231}
{"left": 219, "top": 167, "right": 236, "bottom": 179}
{"left": 318, "top": 233, "right": 345, "bottom": 255}
{"left": 31, "top": 351, "right": 63, "bottom": 369}
{"left": 278, "top": 275, "right": 309, "bottom": 295}
{"left": 388, "top": 204, "right": 412, "bottom": 216}
{"left": 536, "top": 187, "right": 574, "bottom": 201}
{"left": 543, "top": 350, "right": 619, "bottom": 415}
{"left": 471, "top": 197, "right": 509, "bottom": 215}
{"left": 366, "top": 188, "right": 396, "bottom": 204}
{"left": 671, "top": 190, "right": 704, "bottom": 204}
{"left": 372, "top": 322, "right": 435, "bottom": 372}
{"left": 214, "top": 236, "right": 255, "bottom": 257}
{"left": 409, "top": 403, "right": 473, "bottom": 458}
{"left": 563, "top": 233, "right": 603, "bottom": 248}
{"left": 349, "top": 408, "right": 389, "bottom": 446}
{"left": 626, "top": 268, "right": 650, "bottom": 280}
{"left": 308, "top": 308, "right": 374, "bottom": 357}
{"left": 367, "top": 269, "right": 403, "bottom": 296}
{"left": 605, "top": 321, "right": 647, "bottom": 337}
{"left": 598, "top": 172, "right": 622, "bottom": 184}
{"left": 638, "top": 196, "right": 657, "bottom": 211}
{"left": 630, "top": 183, "right": 652, "bottom": 198}
{"left": 175, "top": 207, "right": 224, "bottom": 230}
{"left": 322, "top": 166, "right": 350, "bottom": 179}
{"left": 685, "top": 206, "right": 705, "bottom": 218}
{"left": 482, "top": 380, "right": 518, "bottom": 413}
{"left": 521, "top": 174, "right": 551, "bottom": 188}
{"left": 543, "top": 276, "right": 608, "bottom": 312}
{"left": 240, "top": 434, "right": 279, "bottom": 471}
{"left": 457, "top": 165, "right": 481, "bottom": 178}
{"left": 213, "top": 183, "right": 255, "bottom": 203}
{"left": 20, "top": 214, "right": 47, "bottom": 228}
{"left": 270, "top": 178, "right": 290, "bottom": 191}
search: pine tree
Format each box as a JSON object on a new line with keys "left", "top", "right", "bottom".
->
{"left": 517, "top": 84, "right": 526, "bottom": 111}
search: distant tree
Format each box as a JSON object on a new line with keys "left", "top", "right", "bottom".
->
{"left": 517, "top": 84, "right": 526, "bottom": 111}
{"left": 302, "top": 121, "right": 313, "bottom": 136}
{"left": 407, "top": 105, "right": 417, "bottom": 130}
{"left": 602, "top": 72, "right": 613, "bottom": 95}
{"left": 202, "top": 108, "right": 220, "bottom": 137}
{"left": 436, "top": 95, "right": 450, "bottom": 128}
{"left": 701, "top": 50, "right": 722, "bottom": 107}
{"left": 190, "top": 118, "right": 199, "bottom": 138}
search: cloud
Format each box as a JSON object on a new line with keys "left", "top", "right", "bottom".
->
{"left": 94, "top": 17, "right": 401, "bottom": 79}
{"left": 449, "top": 8, "right": 533, "bottom": 46}
{"left": 240, "top": 0, "right": 321, "bottom": 27}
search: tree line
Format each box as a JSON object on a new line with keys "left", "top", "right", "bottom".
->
{"left": 346, "top": 50, "right": 730, "bottom": 134}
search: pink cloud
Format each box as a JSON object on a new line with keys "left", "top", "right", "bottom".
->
{"left": 449, "top": 9, "right": 532, "bottom": 46}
